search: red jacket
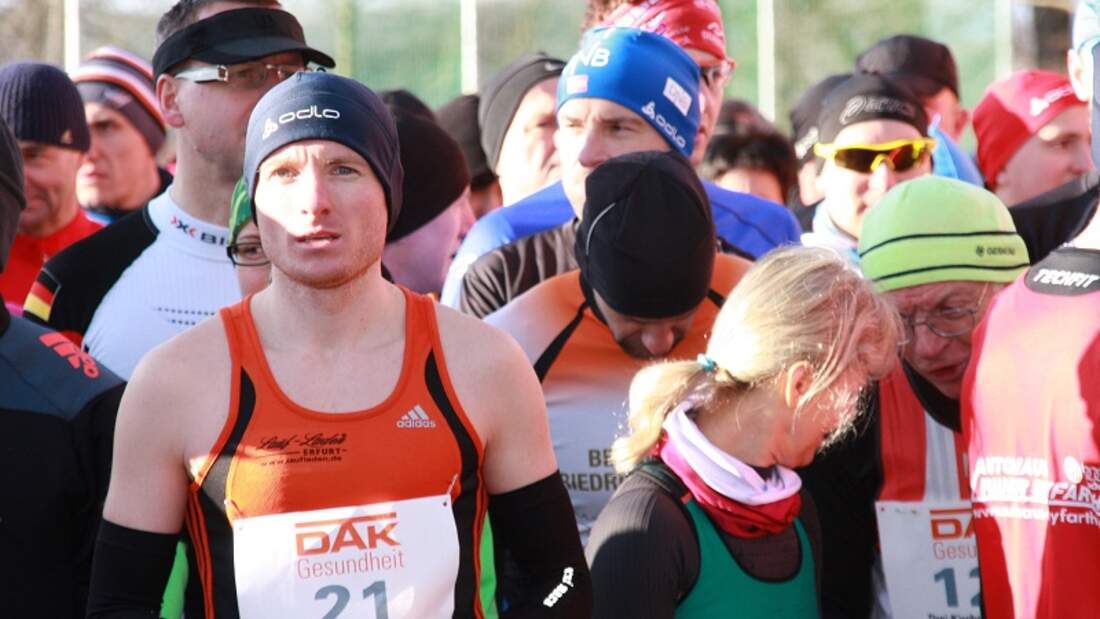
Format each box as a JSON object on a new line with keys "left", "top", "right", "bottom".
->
{"left": 963, "top": 247, "right": 1100, "bottom": 619}
{"left": 0, "top": 208, "right": 101, "bottom": 304}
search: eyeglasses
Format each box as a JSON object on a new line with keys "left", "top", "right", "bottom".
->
{"left": 897, "top": 286, "right": 989, "bottom": 347}
{"left": 227, "top": 241, "right": 269, "bottom": 267}
{"left": 814, "top": 137, "right": 936, "bottom": 174}
{"left": 699, "top": 61, "right": 734, "bottom": 89}
{"left": 173, "top": 62, "right": 307, "bottom": 89}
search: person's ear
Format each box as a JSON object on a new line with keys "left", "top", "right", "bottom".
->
{"left": 157, "top": 75, "right": 186, "bottom": 130}
{"left": 956, "top": 106, "right": 971, "bottom": 133}
{"left": 814, "top": 160, "right": 829, "bottom": 195}
{"left": 995, "top": 168, "right": 1010, "bottom": 194}
{"left": 781, "top": 361, "right": 813, "bottom": 410}
{"left": 1068, "top": 48, "right": 1093, "bottom": 103}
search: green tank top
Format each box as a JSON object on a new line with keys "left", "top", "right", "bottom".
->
{"left": 676, "top": 500, "right": 818, "bottom": 618}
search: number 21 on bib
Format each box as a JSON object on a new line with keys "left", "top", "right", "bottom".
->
{"left": 233, "top": 495, "right": 460, "bottom": 618}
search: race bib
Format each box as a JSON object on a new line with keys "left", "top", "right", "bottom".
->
{"left": 876, "top": 500, "right": 980, "bottom": 619}
{"left": 233, "top": 494, "right": 459, "bottom": 619}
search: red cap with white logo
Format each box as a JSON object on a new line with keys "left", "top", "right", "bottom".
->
{"left": 974, "top": 69, "right": 1084, "bottom": 188}
{"left": 599, "top": 0, "right": 733, "bottom": 66}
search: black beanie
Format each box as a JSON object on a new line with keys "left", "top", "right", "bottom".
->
{"left": 0, "top": 62, "right": 90, "bottom": 152}
{"left": 0, "top": 116, "right": 25, "bottom": 273}
{"left": 438, "top": 94, "right": 496, "bottom": 189}
{"left": 478, "top": 53, "right": 565, "bottom": 171}
{"left": 856, "top": 34, "right": 960, "bottom": 98}
{"left": 380, "top": 89, "right": 436, "bottom": 122}
{"left": 817, "top": 73, "right": 928, "bottom": 144}
{"left": 789, "top": 73, "right": 849, "bottom": 164}
{"left": 386, "top": 111, "right": 470, "bottom": 242}
{"left": 245, "top": 72, "right": 403, "bottom": 232}
{"left": 576, "top": 150, "right": 715, "bottom": 319}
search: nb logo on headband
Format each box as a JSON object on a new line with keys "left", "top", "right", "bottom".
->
{"left": 263, "top": 105, "right": 341, "bottom": 140}
{"left": 576, "top": 46, "right": 611, "bottom": 68}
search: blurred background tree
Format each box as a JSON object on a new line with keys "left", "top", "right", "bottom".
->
{"left": 0, "top": 0, "right": 1075, "bottom": 148}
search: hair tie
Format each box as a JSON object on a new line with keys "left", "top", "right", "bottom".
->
{"left": 697, "top": 354, "right": 717, "bottom": 373}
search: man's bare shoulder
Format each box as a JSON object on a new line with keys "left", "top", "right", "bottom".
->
{"left": 433, "top": 303, "right": 527, "bottom": 372}
{"left": 432, "top": 303, "right": 542, "bottom": 414}
{"left": 138, "top": 313, "right": 228, "bottom": 374}
{"left": 483, "top": 272, "right": 583, "bottom": 364}
{"left": 112, "top": 312, "right": 233, "bottom": 485}
{"left": 432, "top": 302, "right": 553, "bottom": 487}
{"left": 713, "top": 252, "right": 753, "bottom": 296}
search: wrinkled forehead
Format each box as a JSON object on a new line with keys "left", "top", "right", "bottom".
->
{"left": 557, "top": 97, "right": 643, "bottom": 124}
{"left": 686, "top": 48, "right": 721, "bottom": 67}
{"left": 17, "top": 140, "right": 78, "bottom": 159}
{"left": 256, "top": 138, "right": 368, "bottom": 173}
{"left": 1035, "top": 104, "right": 1090, "bottom": 141}
{"left": 511, "top": 78, "right": 559, "bottom": 123}
{"left": 83, "top": 100, "right": 130, "bottom": 121}
{"left": 884, "top": 280, "right": 987, "bottom": 313}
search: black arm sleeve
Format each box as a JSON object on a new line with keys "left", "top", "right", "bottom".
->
{"left": 584, "top": 474, "right": 699, "bottom": 619}
{"left": 72, "top": 384, "right": 125, "bottom": 613}
{"left": 488, "top": 472, "right": 592, "bottom": 618}
{"left": 86, "top": 520, "right": 179, "bottom": 618}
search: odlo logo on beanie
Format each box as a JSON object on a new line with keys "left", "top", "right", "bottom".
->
{"left": 641, "top": 101, "right": 687, "bottom": 151}
{"left": 263, "top": 105, "right": 342, "bottom": 140}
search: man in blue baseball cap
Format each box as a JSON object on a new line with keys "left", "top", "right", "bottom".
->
{"left": 87, "top": 71, "right": 590, "bottom": 618}
{"left": 449, "top": 26, "right": 800, "bottom": 317}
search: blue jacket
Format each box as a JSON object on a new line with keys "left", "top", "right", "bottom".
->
{"left": 441, "top": 180, "right": 801, "bottom": 306}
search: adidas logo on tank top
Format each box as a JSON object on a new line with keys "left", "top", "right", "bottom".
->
{"left": 397, "top": 405, "right": 437, "bottom": 429}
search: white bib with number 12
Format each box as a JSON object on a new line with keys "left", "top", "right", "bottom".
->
{"left": 876, "top": 500, "right": 980, "bottom": 619}
{"left": 233, "top": 494, "right": 460, "bottom": 619}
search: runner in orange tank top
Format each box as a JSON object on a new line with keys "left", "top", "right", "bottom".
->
{"left": 88, "top": 72, "right": 590, "bottom": 618}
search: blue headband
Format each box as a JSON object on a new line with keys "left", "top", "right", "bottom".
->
{"left": 243, "top": 72, "right": 403, "bottom": 232}
{"left": 558, "top": 27, "right": 701, "bottom": 157}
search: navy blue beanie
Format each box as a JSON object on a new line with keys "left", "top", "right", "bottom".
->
{"left": 559, "top": 27, "right": 701, "bottom": 157}
{"left": 0, "top": 62, "right": 90, "bottom": 152}
{"left": 576, "top": 150, "right": 714, "bottom": 319}
{"left": 244, "top": 72, "right": 403, "bottom": 232}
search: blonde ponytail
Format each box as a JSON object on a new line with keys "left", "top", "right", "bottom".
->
{"left": 611, "top": 360, "right": 702, "bottom": 473}
{"left": 612, "top": 246, "right": 901, "bottom": 474}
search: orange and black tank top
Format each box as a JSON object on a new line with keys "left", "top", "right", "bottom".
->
{"left": 183, "top": 289, "right": 487, "bottom": 619}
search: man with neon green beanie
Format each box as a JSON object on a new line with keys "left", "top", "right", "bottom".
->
{"left": 800, "top": 175, "right": 1028, "bottom": 618}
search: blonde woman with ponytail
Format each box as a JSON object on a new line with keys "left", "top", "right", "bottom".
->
{"left": 585, "top": 246, "right": 901, "bottom": 619}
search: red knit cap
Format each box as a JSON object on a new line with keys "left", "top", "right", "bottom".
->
{"left": 974, "top": 70, "right": 1084, "bottom": 188}
{"left": 600, "top": 0, "right": 733, "bottom": 65}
